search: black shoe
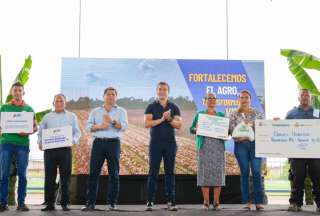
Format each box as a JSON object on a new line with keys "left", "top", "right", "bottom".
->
{"left": 0, "top": 203, "right": 9, "bottom": 212}
{"left": 81, "top": 204, "right": 95, "bottom": 211}
{"left": 146, "top": 202, "right": 154, "bottom": 211}
{"left": 61, "top": 205, "right": 70, "bottom": 211}
{"left": 317, "top": 205, "right": 320, "bottom": 213}
{"left": 16, "top": 204, "right": 29, "bottom": 211}
{"left": 306, "top": 200, "right": 313, "bottom": 205}
{"left": 41, "top": 205, "right": 55, "bottom": 211}
{"left": 167, "top": 202, "right": 178, "bottom": 211}
{"left": 288, "top": 204, "right": 301, "bottom": 212}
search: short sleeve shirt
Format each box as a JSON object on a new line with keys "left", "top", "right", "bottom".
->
{"left": 228, "top": 108, "right": 264, "bottom": 134}
{"left": 0, "top": 103, "right": 35, "bottom": 147}
{"left": 286, "top": 106, "right": 319, "bottom": 120}
{"left": 144, "top": 100, "right": 181, "bottom": 144}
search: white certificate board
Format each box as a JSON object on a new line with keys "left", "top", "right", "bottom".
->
{"left": 42, "top": 126, "right": 73, "bottom": 150}
{"left": 197, "top": 114, "right": 230, "bottom": 140}
{"left": 255, "top": 119, "right": 320, "bottom": 158}
{"left": 1, "top": 112, "right": 34, "bottom": 133}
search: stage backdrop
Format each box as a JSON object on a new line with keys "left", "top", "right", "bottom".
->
{"left": 61, "top": 58, "right": 265, "bottom": 176}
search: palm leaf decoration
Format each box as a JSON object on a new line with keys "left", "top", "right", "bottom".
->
{"left": 281, "top": 49, "right": 320, "bottom": 108}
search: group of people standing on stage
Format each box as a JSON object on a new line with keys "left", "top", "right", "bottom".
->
{"left": 190, "top": 89, "right": 265, "bottom": 211}
{"left": 191, "top": 88, "right": 320, "bottom": 213}
{"left": 0, "top": 81, "right": 319, "bottom": 213}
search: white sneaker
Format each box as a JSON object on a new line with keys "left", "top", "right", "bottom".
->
{"left": 109, "top": 203, "right": 118, "bottom": 211}
{"left": 146, "top": 202, "right": 154, "bottom": 211}
{"left": 167, "top": 202, "right": 178, "bottom": 211}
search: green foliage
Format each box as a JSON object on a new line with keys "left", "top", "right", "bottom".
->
{"left": 281, "top": 49, "right": 320, "bottom": 106}
{"left": 5, "top": 55, "right": 32, "bottom": 103}
{"left": 35, "top": 109, "right": 51, "bottom": 124}
{"left": 0, "top": 55, "right": 51, "bottom": 123}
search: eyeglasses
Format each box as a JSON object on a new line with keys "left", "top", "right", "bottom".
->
{"left": 205, "top": 97, "right": 216, "bottom": 100}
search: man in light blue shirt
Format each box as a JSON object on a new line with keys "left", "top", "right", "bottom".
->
{"left": 81, "top": 87, "right": 128, "bottom": 211}
{"left": 38, "top": 94, "right": 81, "bottom": 211}
{"left": 85, "top": 103, "right": 128, "bottom": 139}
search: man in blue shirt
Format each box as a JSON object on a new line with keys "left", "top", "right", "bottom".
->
{"left": 144, "top": 82, "right": 182, "bottom": 211}
{"left": 286, "top": 89, "right": 320, "bottom": 212}
{"left": 81, "top": 87, "right": 128, "bottom": 211}
{"left": 38, "top": 94, "right": 81, "bottom": 211}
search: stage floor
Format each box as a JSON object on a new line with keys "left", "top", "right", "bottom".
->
{"left": 3, "top": 205, "right": 320, "bottom": 216}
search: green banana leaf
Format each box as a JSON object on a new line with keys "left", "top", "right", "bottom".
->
{"left": 35, "top": 109, "right": 51, "bottom": 124}
{"left": 1, "top": 55, "right": 51, "bottom": 123}
{"left": 281, "top": 49, "right": 320, "bottom": 107}
{"left": 5, "top": 55, "right": 32, "bottom": 103}
{"left": 281, "top": 49, "right": 320, "bottom": 70}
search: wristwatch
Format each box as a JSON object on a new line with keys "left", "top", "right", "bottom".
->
{"left": 111, "top": 120, "right": 117, "bottom": 126}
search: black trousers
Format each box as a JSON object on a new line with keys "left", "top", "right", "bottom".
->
{"left": 290, "top": 158, "right": 320, "bottom": 206}
{"left": 87, "top": 138, "right": 120, "bottom": 205}
{"left": 44, "top": 147, "right": 72, "bottom": 206}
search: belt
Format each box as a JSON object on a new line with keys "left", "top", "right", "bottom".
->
{"left": 95, "top": 137, "right": 119, "bottom": 142}
{"left": 44, "top": 147, "right": 72, "bottom": 151}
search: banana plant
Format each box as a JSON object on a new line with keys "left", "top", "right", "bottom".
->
{"left": 1, "top": 55, "right": 51, "bottom": 123}
{"left": 281, "top": 49, "right": 320, "bottom": 108}
{"left": 0, "top": 55, "right": 51, "bottom": 205}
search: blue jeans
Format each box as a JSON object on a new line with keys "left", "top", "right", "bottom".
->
{"left": 147, "top": 142, "right": 177, "bottom": 203}
{"left": 0, "top": 144, "right": 29, "bottom": 205}
{"left": 234, "top": 141, "right": 263, "bottom": 204}
{"left": 86, "top": 138, "right": 120, "bottom": 205}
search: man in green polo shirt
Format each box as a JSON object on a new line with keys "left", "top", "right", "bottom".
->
{"left": 0, "top": 82, "right": 37, "bottom": 212}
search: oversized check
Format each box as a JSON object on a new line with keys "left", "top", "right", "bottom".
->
{"left": 1, "top": 112, "right": 34, "bottom": 133}
{"left": 256, "top": 119, "right": 320, "bottom": 158}
{"left": 196, "top": 114, "right": 230, "bottom": 140}
{"left": 42, "top": 126, "right": 73, "bottom": 150}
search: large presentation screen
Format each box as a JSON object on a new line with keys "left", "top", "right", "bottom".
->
{"left": 61, "top": 58, "right": 265, "bottom": 175}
